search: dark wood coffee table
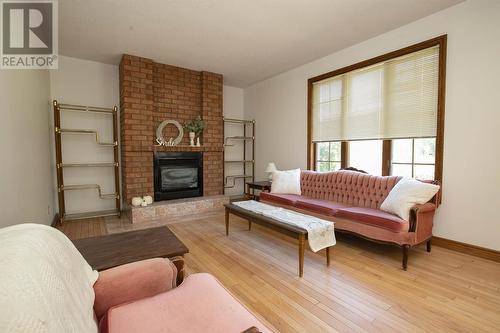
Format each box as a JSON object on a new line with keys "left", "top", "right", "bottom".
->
{"left": 224, "top": 203, "right": 331, "bottom": 277}
{"left": 73, "top": 226, "right": 189, "bottom": 283}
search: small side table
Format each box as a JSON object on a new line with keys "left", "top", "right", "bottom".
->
{"left": 245, "top": 180, "right": 271, "bottom": 200}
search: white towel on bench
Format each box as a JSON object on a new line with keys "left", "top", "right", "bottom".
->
{"left": 233, "top": 200, "right": 336, "bottom": 252}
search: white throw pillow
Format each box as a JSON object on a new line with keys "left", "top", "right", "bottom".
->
{"left": 380, "top": 178, "right": 440, "bottom": 221}
{"left": 271, "top": 168, "right": 301, "bottom": 195}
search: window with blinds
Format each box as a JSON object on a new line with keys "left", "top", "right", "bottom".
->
{"left": 307, "top": 36, "right": 446, "bottom": 182}
{"left": 311, "top": 46, "right": 439, "bottom": 142}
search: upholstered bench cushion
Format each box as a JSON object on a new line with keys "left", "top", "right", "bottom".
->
{"left": 101, "top": 273, "right": 272, "bottom": 333}
{"left": 294, "top": 197, "right": 349, "bottom": 216}
{"left": 335, "top": 207, "right": 409, "bottom": 232}
{"left": 260, "top": 192, "right": 301, "bottom": 206}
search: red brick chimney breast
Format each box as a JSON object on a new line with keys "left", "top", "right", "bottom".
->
{"left": 119, "top": 54, "right": 224, "bottom": 204}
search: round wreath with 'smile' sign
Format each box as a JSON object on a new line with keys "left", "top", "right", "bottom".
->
{"left": 156, "top": 120, "right": 184, "bottom": 146}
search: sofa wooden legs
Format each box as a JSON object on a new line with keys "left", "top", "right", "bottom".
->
{"left": 402, "top": 245, "right": 409, "bottom": 271}
{"left": 402, "top": 240, "right": 431, "bottom": 270}
{"left": 402, "top": 240, "right": 432, "bottom": 270}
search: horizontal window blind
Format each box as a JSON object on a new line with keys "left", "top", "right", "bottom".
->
{"left": 312, "top": 46, "right": 439, "bottom": 142}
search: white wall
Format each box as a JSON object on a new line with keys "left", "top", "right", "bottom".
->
{"left": 223, "top": 85, "right": 247, "bottom": 196}
{"left": 49, "top": 56, "right": 120, "bottom": 214}
{"left": 0, "top": 70, "right": 52, "bottom": 227}
{"left": 244, "top": 0, "right": 500, "bottom": 250}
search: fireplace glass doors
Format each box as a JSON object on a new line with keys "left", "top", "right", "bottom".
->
{"left": 154, "top": 152, "right": 203, "bottom": 201}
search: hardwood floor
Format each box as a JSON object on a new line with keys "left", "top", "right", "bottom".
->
{"left": 57, "top": 216, "right": 107, "bottom": 239}
{"left": 58, "top": 211, "right": 500, "bottom": 332}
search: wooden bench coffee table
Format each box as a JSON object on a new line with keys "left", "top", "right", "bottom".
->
{"left": 224, "top": 203, "right": 331, "bottom": 277}
{"left": 73, "top": 226, "right": 189, "bottom": 284}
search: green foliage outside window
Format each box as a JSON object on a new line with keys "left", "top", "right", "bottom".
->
{"left": 316, "top": 142, "right": 341, "bottom": 172}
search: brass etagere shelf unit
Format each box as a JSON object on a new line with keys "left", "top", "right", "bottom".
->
{"left": 223, "top": 117, "right": 255, "bottom": 195}
{"left": 53, "top": 100, "right": 121, "bottom": 225}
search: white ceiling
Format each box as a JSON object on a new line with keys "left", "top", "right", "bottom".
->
{"left": 59, "top": 0, "right": 462, "bottom": 87}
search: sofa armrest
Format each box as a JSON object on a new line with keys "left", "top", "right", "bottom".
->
{"left": 411, "top": 202, "right": 436, "bottom": 215}
{"left": 93, "top": 258, "right": 178, "bottom": 320}
{"left": 409, "top": 203, "right": 436, "bottom": 241}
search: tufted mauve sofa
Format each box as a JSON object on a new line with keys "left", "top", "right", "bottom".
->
{"left": 260, "top": 170, "right": 440, "bottom": 269}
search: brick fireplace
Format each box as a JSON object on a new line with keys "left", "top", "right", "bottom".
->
{"left": 119, "top": 54, "right": 224, "bottom": 207}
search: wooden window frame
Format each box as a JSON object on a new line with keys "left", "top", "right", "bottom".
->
{"left": 307, "top": 35, "right": 447, "bottom": 182}
{"left": 390, "top": 137, "right": 437, "bottom": 178}
{"left": 314, "top": 141, "right": 342, "bottom": 171}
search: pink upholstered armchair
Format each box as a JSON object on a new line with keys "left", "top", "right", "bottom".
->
{"left": 93, "top": 258, "right": 178, "bottom": 322}
{"left": 0, "top": 224, "right": 271, "bottom": 333}
{"left": 95, "top": 258, "right": 272, "bottom": 333}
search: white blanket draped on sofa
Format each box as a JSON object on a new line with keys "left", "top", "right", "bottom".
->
{"left": 233, "top": 200, "right": 336, "bottom": 252}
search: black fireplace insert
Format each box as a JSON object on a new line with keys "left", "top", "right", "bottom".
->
{"left": 154, "top": 152, "right": 203, "bottom": 201}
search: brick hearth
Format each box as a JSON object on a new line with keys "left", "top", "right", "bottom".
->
{"left": 127, "top": 195, "right": 229, "bottom": 223}
{"left": 119, "top": 54, "right": 223, "bottom": 205}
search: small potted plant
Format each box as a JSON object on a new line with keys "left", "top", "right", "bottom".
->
{"left": 183, "top": 121, "right": 197, "bottom": 146}
{"left": 184, "top": 116, "right": 207, "bottom": 147}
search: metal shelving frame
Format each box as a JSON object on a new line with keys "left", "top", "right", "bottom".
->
{"left": 223, "top": 117, "right": 255, "bottom": 195}
{"left": 53, "top": 100, "right": 121, "bottom": 225}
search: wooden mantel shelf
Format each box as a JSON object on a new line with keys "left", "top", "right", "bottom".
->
{"left": 153, "top": 145, "right": 224, "bottom": 153}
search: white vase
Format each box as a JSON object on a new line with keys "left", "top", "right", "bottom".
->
{"left": 196, "top": 136, "right": 201, "bottom": 147}
{"left": 189, "top": 132, "right": 195, "bottom": 146}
